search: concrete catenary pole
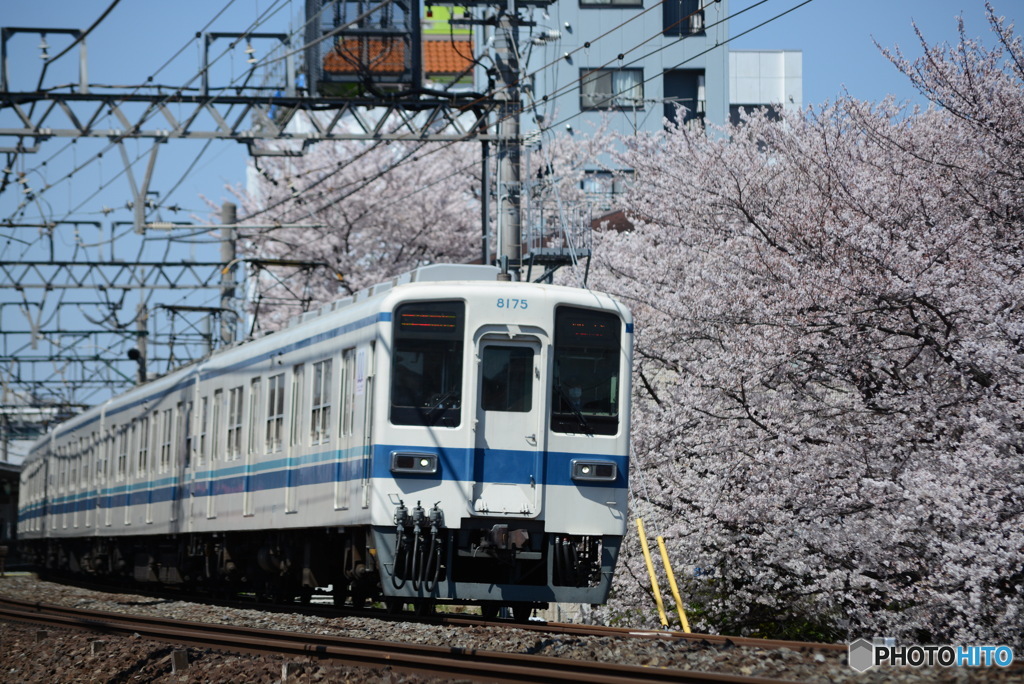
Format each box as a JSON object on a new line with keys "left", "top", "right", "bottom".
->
{"left": 220, "top": 202, "right": 238, "bottom": 346}
{"left": 494, "top": 6, "right": 522, "bottom": 279}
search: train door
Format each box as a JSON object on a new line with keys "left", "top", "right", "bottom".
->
{"left": 208, "top": 392, "right": 222, "bottom": 519}
{"left": 472, "top": 335, "right": 544, "bottom": 517}
{"left": 334, "top": 349, "right": 355, "bottom": 511}
{"left": 286, "top": 365, "right": 303, "bottom": 514}
{"left": 244, "top": 378, "right": 261, "bottom": 517}
{"left": 359, "top": 343, "right": 374, "bottom": 509}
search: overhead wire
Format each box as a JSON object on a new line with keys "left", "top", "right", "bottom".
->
{"left": 4, "top": 0, "right": 290, "bottom": 227}
{"left": 537, "top": 0, "right": 816, "bottom": 133}
{"left": 2, "top": 0, "right": 301, "bottom": 383}
{"left": 269, "top": 0, "right": 799, "bottom": 223}
{"left": 503, "top": 0, "right": 775, "bottom": 132}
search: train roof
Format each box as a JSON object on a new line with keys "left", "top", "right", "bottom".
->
{"left": 283, "top": 264, "right": 501, "bottom": 330}
{"left": 26, "top": 263, "right": 629, "bottom": 456}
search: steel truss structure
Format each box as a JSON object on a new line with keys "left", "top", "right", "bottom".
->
{"left": 0, "top": 2, "right": 578, "bottom": 445}
{"left": 0, "top": 92, "right": 500, "bottom": 154}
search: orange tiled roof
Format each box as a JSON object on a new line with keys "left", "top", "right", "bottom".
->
{"left": 322, "top": 38, "right": 474, "bottom": 76}
{"left": 424, "top": 40, "right": 474, "bottom": 75}
{"left": 324, "top": 38, "right": 406, "bottom": 74}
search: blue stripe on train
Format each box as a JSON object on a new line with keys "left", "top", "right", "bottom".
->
{"left": 18, "top": 444, "right": 627, "bottom": 522}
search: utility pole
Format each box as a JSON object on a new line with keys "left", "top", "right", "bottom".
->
{"left": 220, "top": 202, "right": 238, "bottom": 347}
{"left": 494, "top": 5, "right": 523, "bottom": 280}
{"left": 134, "top": 302, "right": 148, "bottom": 384}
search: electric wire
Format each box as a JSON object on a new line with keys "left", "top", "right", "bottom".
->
{"left": 492, "top": 0, "right": 775, "bottom": 134}
{"left": 4, "top": 0, "right": 289, "bottom": 227}
{"left": 546, "top": 0, "right": 816, "bottom": 133}
{"left": 1, "top": 0, "right": 293, "bottom": 400}
{"left": 6, "top": 0, "right": 814, "bottom": 401}
{"left": 243, "top": 0, "right": 794, "bottom": 236}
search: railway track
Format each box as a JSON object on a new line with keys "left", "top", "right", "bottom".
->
{"left": 0, "top": 596, "right": 802, "bottom": 684}
{"left": 34, "top": 571, "right": 847, "bottom": 656}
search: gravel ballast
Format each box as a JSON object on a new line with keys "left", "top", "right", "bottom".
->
{"left": 0, "top": 574, "right": 1017, "bottom": 683}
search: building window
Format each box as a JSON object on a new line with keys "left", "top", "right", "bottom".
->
{"left": 580, "top": 69, "right": 644, "bottom": 110}
{"left": 729, "top": 104, "right": 783, "bottom": 126}
{"left": 581, "top": 0, "right": 642, "bottom": 7}
{"left": 664, "top": 69, "right": 705, "bottom": 127}
{"left": 663, "top": 0, "right": 705, "bottom": 36}
{"left": 582, "top": 170, "right": 633, "bottom": 212}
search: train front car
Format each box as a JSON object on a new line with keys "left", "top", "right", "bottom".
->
{"left": 371, "top": 278, "right": 632, "bottom": 616}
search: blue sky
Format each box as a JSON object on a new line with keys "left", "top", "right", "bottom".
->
{"left": 731, "top": 0, "right": 1023, "bottom": 107}
{"left": 1, "top": 0, "right": 1020, "bottom": 222}
{"left": 1, "top": 0, "right": 1019, "bottom": 415}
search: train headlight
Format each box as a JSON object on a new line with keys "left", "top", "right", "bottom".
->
{"left": 571, "top": 459, "right": 617, "bottom": 482}
{"left": 390, "top": 451, "right": 439, "bottom": 475}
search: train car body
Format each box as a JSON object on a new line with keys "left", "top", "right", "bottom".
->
{"left": 18, "top": 265, "right": 632, "bottom": 612}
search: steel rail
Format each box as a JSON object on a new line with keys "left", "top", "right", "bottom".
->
{"left": 18, "top": 575, "right": 846, "bottom": 654}
{"left": 442, "top": 615, "right": 849, "bottom": 653}
{"left": 0, "top": 597, "right": 799, "bottom": 684}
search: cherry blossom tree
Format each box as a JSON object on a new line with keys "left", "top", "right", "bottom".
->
{"left": 231, "top": 135, "right": 483, "bottom": 329}
{"left": 587, "top": 3, "right": 1024, "bottom": 646}
{"left": 233, "top": 120, "right": 606, "bottom": 330}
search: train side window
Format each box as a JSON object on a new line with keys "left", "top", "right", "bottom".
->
{"left": 82, "top": 442, "right": 90, "bottom": 488}
{"left": 266, "top": 373, "right": 285, "bottom": 452}
{"left": 176, "top": 402, "right": 186, "bottom": 469}
{"left": 227, "top": 386, "right": 243, "bottom": 460}
{"left": 198, "top": 396, "right": 209, "bottom": 466}
{"left": 551, "top": 307, "right": 622, "bottom": 436}
{"left": 184, "top": 401, "right": 194, "bottom": 468}
{"left": 160, "top": 409, "right": 174, "bottom": 472}
{"left": 311, "top": 360, "right": 332, "bottom": 445}
{"left": 248, "top": 379, "right": 261, "bottom": 455}
{"left": 481, "top": 346, "right": 534, "bottom": 412}
{"left": 90, "top": 432, "right": 98, "bottom": 484}
{"left": 138, "top": 416, "right": 149, "bottom": 476}
{"left": 149, "top": 412, "right": 159, "bottom": 473}
{"left": 390, "top": 301, "right": 464, "bottom": 427}
{"left": 117, "top": 425, "right": 128, "bottom": 480}
{"left": 290, "top": 365, "right": 303, "bottom": 448}
{"left": 340, "top": 348, "right": 356, "bottom": 436}
{"left": 211, "top": 390, "right": 223, "bottom": 463}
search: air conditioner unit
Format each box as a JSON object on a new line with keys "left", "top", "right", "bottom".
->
{"left": 689, "top": 11, "right": 704, "bottom": 33}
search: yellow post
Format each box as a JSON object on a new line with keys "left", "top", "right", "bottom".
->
{"left": 657, "top": 536, "right": 691, "bottom": 633}
{"left": 635, "top": 518, "right": 669, "bottom": 628}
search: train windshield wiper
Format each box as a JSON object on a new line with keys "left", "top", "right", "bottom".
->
{"left": 555, "top": 384, "right": 593, "bottom": 435}
{"left": 424, "top": 389, "right": 460, "bottom": 425}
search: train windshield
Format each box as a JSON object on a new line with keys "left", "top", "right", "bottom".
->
{"left": 390, "top": 301, "right": 464, "bottom": 427}
{"left": 551, "top": 307, "right": 621, "bottom": 436}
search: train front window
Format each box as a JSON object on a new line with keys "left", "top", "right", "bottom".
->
{"left": 552, "top": 307, "right": 621, "bottom": 436}
{"left": 390, "top": 301, "right": 464, "bottom": 427}
{"left": 481, "top": 346, "right": 534, "bottom": 412}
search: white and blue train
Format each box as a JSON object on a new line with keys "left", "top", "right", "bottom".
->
{"left": 17, "top": 265, "right": 632, "bottom": 617}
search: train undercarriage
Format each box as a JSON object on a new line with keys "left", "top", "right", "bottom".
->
{"left": 19, "top": 522, "right": 618, "bottom": 618}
